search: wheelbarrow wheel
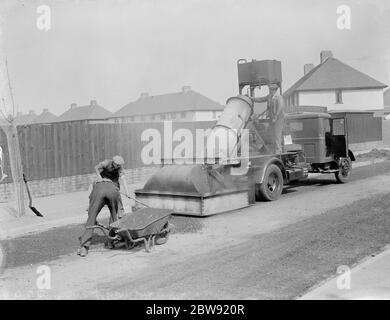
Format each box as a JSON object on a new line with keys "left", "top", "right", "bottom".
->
{"left": 155, "top": 221, "right": 171, "bottom": 245}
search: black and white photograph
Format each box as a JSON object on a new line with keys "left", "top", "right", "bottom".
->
{"left": 0, "top": 0, "right": 390, "bottom": 306}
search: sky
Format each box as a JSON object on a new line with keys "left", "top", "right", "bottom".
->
{"left": 0, "top": 0, "right": 389, "bottom": 116}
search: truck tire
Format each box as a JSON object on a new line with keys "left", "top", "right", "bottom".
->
{"left": 335, "top": 158, "right": 352, "bottom": 183}
{"left": 255, "top": 164, "right": 284, "bottom": 201}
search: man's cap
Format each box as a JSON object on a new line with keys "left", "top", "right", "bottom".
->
{"left": 112, "top": 155, "right": 125, "bottom": 166}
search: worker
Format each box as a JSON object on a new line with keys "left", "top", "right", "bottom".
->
{"left": 77, "top": 155, "right": 130, "bottom": 257}
{"left": 267, "top": 84, "right": 285, "bottom": 153}
{"left": 96, "top": 155, "right": 133, "bottom": 216}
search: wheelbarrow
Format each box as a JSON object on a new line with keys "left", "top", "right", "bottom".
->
{"left": 87, "top": 208, "right": 173, "bottom": 253}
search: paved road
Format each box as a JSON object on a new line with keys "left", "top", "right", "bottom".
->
{"left": 1, "top": 160, "right": 390, "bottom": 299}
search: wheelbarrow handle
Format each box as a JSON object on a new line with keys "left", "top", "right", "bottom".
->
{"left": 119, "top": 191, "right": 150, "bottom": 208}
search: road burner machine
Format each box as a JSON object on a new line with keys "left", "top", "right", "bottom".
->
{"left": 135, "top": 59, "right": 354, "bottom": 216}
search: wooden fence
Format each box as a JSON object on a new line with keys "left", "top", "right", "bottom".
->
{"left": 0, "top": 120, "right": 215, "bottom": 183}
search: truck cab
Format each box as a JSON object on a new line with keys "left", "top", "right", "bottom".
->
{"left": 285, "top": 112, "right": 354, "bottom": 183}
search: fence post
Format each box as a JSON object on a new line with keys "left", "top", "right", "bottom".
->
{"left": 3, "top": 123, "right": 26, "bottom": 217}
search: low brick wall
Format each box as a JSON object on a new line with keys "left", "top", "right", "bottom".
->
{"left": 349, "top": 140, "right": 383, "bottom": 154}
{"left": 0, "top": 166, "right": 160, "bottom": 203}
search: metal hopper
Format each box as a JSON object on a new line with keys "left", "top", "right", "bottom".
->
{"left": 135, "top": 95, "right": 254, "bottom": 216}
{"left": 135, "top": 164, "right": 249, "bottom": 216}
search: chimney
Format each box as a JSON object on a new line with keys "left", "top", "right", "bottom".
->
{"left": 320, "top": 50, "right": 333, "bottom": 64}
{"left": 70, "top": 103, "right": 77, "bottom": 109}
{"left": 29, "top": 110, "right": 36, "bottom": 115}
{"left": 182, "top": 86, "right": 191, "bottom": 93}
{"left": 140, "top": 92, "right": 149, "bottom": 99}
{"left": 304, "top": 64, "right": 315, "bottom": 75}
{"left": 90, "top": 100, "right": 97, "bottom": 106}
{"left": 43, "top": 108, "right": 49, "bottom": 113}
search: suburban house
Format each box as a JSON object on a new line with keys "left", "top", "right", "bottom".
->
{"left": 57, "top": 100, "right": 112, "bottom": 122}
{"left": 110, "top": 86, "right": 224, "bottom": 123}
{"left": 33, "top": 108, "right": 58, "bottom": 124}
{"left": 14, "top": 110, "right": 38, "bottom": 125}
{"left": 384, "top": 88, "right": 390, "bottom": 119}
{"left": 284, "top": 51, "right": 387, "bottom": 111}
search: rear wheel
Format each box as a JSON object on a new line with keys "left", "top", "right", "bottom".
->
{"left": 335, "top": 158, "right": 352, "bottom": 183}
{"left": 255, "top": 164, "right": 284, "bottom": 201}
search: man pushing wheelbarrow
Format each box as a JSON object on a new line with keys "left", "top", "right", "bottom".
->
{"left": 78, "top": 155, "right": 173, "bottom": 257}
{"left": 78, "top": 155, "right": 130, "bottom": 257}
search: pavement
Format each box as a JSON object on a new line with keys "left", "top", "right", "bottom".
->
{"left": 301, "top": 247, "right": 390, "bottom": 300}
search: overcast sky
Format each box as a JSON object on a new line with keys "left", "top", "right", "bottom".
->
{"left": 0, "top": 0, "right": 389, "bottom": 115}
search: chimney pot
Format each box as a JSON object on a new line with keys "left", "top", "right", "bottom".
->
{"left": 304, "top": 64, "right": 315, "bottom": 75}
{"left": 320, "top": 50, "right": 333, "bottom": 64}
{"left": 182, "top": 86, "right": 191, "bottom": 93}
{"left": 43, "top": 108, "right": 48, "bottom": 113}
{"left": 90, "top": 100, "right": 97, "bottom": 106}
{"left": 70, "top": 103, "right": 77, "bottom": 109}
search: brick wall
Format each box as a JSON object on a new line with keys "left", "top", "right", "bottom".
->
{"left": 0, "top": 166, "right": 160, "bottom": 203}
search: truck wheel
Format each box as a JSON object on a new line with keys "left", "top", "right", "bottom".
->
{"left": 335, "top": 158, "right": 352, "bottom": 183}
{"left": 255, "top": 164, "right": 284, "bottom": 201}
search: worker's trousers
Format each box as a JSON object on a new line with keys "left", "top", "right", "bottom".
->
{"left": 79, "top": 181, "right": 120, "bottom": 248}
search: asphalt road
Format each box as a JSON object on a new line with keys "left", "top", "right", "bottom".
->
{"left": 96, "top": 192, "right": 390, "bottom": 299}
{"left": 2, "top": 160, "right": 390, "bottom": 270}
{"left": 1, "top": 160, "right": 390, "bottom": 299}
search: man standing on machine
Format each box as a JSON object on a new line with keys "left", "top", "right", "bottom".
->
{"left": 267, "top": 84, "right": 285, "bottom": 153}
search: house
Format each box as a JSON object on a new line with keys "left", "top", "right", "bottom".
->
{"left": 33, "top": 108, "right": 58, "bottom": 124}
{"left": 383, "top": 89, "right": 390, "bottom": 119}
{"left": 14, "top": 110, "right": 38, "bottom": 125}
{"left": 57, "top": 100, "right": 112, "bottom": 122}
{"left": 110, "top": 86, "right": 224, "bottom": 123}
{"left": 284, "top": 51, "right": 387, "bottom": 111}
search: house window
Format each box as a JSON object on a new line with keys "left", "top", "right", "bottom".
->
{"left": 335, "top": 90, "right": 343, "bottom": 104}
{"left": 212, "top": 111, "right": 217, "bottom": 119}
{"left": 160, "top": 114, "right": 166, "bottom": 120}
{"left": 171, "top": 112, "right": 176, "bottom": 119}
{"left": 180, "top": 112, "right": 186, "bottom": 119}
{"left": 151, "top": 114, "right": 155, "bottom": 120}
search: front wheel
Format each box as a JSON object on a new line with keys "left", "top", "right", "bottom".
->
{"left": 255, "top": 164, "right": 284, "bottom": 201}
{"left": 335, "top": 158, "right": 352, "bottom": 183}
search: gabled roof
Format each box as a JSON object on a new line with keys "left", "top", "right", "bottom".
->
{"left": 113, "top": 88, "right": 224, "bottom": 118}
{"left": 57, "top": 102, "right": 112, "bottom": 122}
{"left": 14, "top": 112, "right": 37, "bottom": 125}
{"left": 33, "top": 109, "right": 58, "bottom": 124}
{"left": 284, "top": 57, "right": 387, "bottom": 97}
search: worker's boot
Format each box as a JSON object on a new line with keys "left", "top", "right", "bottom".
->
{"left": 77, "top": 246, "right": 89, "bottom": 257}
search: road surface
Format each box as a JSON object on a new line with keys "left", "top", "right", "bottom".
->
{"left": 1, "top": 161, "right": 390, "bottom": 299}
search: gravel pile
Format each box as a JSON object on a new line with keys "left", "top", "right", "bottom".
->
{"left": 170, "top": 215, "right": 204, "bottom": 234}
